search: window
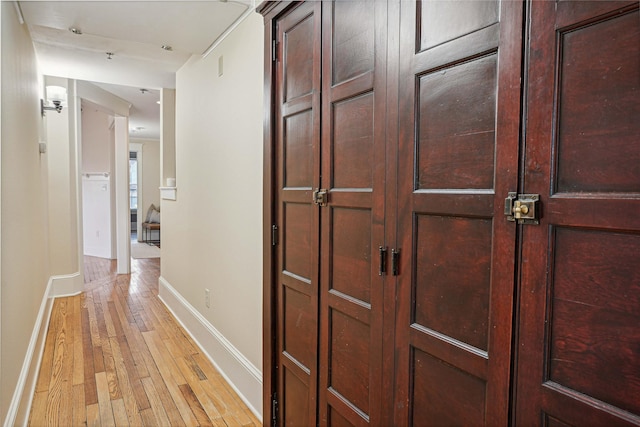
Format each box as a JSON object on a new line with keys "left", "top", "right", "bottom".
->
{"left": 129, "top": 153, "right": 138, "bottom": 210}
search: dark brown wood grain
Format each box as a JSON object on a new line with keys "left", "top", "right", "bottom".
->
{"left": 419, "top": 0, "right": 498, "bottom": 51}
{"left": 328, "top": 310, "right": 371, "bottom": 414}
{"left": 331, "top": 0, "right": 374, "bottom": 85}
{"left": 515, "top": 1, "right": 640, "bottom": 425}
{"left": 412, "top": 349, "right": 486, "bottom": 425}
{"left": 317, "top": 1, "right": 388, "bottom": 425}
{"left": 414, "top": 215, "right": 492, "bottom": 351}
{"left": 417, "top": 54, "right": 497, "bottom": 190}
{"left": 261, "top": 1, "right": 638, "bottom": 425}
{"left": 555, "top": 10, "right": 640, "bottom": 193}
{"left": 331, "top": 93, "right": 375, "bottom": 190}
{"left": 330, "top": 207, "right": 373, "bottom": 303}
{"left": 394, "top": 1, "right": 521, "bottom": 425}
{"left": 261, "top": 1, "right": 277, "bottom": 421}
{"left": 273, "top": 3, "right": 322, "bottom": 426}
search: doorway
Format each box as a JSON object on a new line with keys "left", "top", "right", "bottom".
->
{"left": 129, "top": 142, "right": 143, "bottom": 243}
{"left": 129, "top": 151, "right": 138, "bottom": 241}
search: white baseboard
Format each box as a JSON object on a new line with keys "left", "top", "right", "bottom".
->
{"left": 158, "top": 276, "right": 263, "bottom": 422}
{"left": 3, "top": 277, "right": 55, "bottom": 427}
{"left": 49, "top": 272, "right": 82, "bottom": 297}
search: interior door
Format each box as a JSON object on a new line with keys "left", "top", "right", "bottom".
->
{"left": 394, "top": 1, "right": 524, "bottom": 424}
{"left": 273, "top": 3, "right": 322, "bottom": 425}
{"left": 317, "top": 0, "right": 389, "bottom": 425}
{"left": 515, "top": 1, "right": 640, "bottom": 425}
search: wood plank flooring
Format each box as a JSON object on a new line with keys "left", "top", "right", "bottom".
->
{"left": 29, "top": 256, "right": 261, "bottom": 426}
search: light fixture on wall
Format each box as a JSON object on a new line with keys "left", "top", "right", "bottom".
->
{"left": 41, "top": 85, "right": 67, "bottom": 116}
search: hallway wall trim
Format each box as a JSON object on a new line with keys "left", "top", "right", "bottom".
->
{"left": 3, "top": 276, "right": 55, "bottom": 427}
{"left": 49, "top": 272, "right": 82, "bottom": 298}
{"left": 158, "top": 276, "right": 263, "bottom": 421}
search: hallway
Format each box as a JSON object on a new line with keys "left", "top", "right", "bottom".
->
{"left": 29, "top": 256, "right": 261, "bottom": 426}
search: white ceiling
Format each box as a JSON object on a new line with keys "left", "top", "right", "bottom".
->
{"left": 19, "top": 0, "right": 254, "bottom": 139}
{"left": 92, "top": 83, "right": 161, "bottom": 139}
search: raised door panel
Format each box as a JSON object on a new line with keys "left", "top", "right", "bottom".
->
{"left": 395, "top": 1, "right": 523, "bottom": 425}
{"left": 318, "top": 1, "right": 387, "bottom": 425}
{"left": 274, "top": 3, "right": 321, "bottom": 426}
{"left": 516, "top": 2, "right": 640, "bottom": 425}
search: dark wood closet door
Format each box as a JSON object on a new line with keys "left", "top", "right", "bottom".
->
{"left": 515, "top": 2, "right": 640, "bottom": 425}
{"left": 317, "top": 0, "right": 389, "bottom": 425}
{"left": 394, "top": 1, "right": 523, "bottom": 424}
{"left": 273, "top": 3, "right": 322, "bottom": 425}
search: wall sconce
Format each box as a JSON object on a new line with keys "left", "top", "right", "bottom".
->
{"left": 41, "top": 85, "right": 67, "bottom": 116}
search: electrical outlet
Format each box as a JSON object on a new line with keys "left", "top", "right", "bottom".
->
{"left": 205, "top": 289, "right": 210, "bottom": 308}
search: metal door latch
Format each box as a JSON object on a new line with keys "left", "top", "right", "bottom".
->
{"left": 505, "top": 192, "right": 540, "bottom": 224}
{"left": 313, "top": 189, "right": 328, "bottom": 207}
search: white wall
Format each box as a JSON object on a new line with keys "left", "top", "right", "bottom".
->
{"left": 159, "top": 12, "right": 264, "bottom": 416}
{"left": 160, "top": 89, "right": 176, "bottom": 187}
{"left": 81, "top": 106, "right": 112, "bottom": 173}
{"left": 46, "top": 76, "right": 80, "bottom": 276}
{"left": 1, "top": 2, "right": 50, "bottom": 422}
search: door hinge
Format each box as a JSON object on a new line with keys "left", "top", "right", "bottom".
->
{"left": 272, "top": 40, "right": 278, "bottom": 62}
{"left": 272, "top": 393, "right": 278, "bottom": 425}
{"left": 378, "top": 246, "right": 388, "bottom": 276}
{"left": 272, "top": 225, "right": 279, "bottom": 246}
{"left": 505, "top": 192, "right": 540, "bottom": 224}
{"left": 313, "top": 188, "right": 328, "bottom": 207}
{"left": 391, "top": 249, "right": 400, "bottom": 276}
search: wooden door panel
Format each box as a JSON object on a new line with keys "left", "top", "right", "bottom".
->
{"left": 412, "top": 349, "right": 487, "bottom": 425}
{"left": 555, "top": 10, "right": 639, "bottom": 193}
{"left": 329, "top": 310, "right": 371, "bottom": 413}
{"left": 331, "top": 207, "right": 372, "bottom": 303}
{"left": 282, "top": 284, "right": 315, "bottom": 369}
{"left": 283, "top": 13, "right": 315, "bottom": 103}
{"left": 418, "top": 0, "right": 498, "bottom": 51}
{"left": 330, "top": 0, "right": 374, "bottom": 84}
{"left": 516, "top": 2, "right": 640, "bottom": 425}
{"left": 396, "top": 1, "right": 523, "bottom": 425}
{"left": 328, "top": 407, "right": 353, "bottom": 427}
{"left": 275, "top": 3, "right": 321, "bottom": 426}
{"left": 318, "top": 1, "right": 387, "bottom": 425}
{"left": 417, "top": 54, "right": 497, "bottom": 190}
{"left": 283, "top": 203, "right": 313, "bottom": 279}
{"left": 332, "top": 94, "right": 375, "bottom": 190}
{"left": 284, "top": 112, "right": 314, "bottom": 188}
{"left": 282, "top": 368, "right": 310, "bottom": 426}
{"left": 549, "top": 229, "right": 640, "bottom": 413}
{"left": 414, "top": 215, "right": 492, "bottom": 351}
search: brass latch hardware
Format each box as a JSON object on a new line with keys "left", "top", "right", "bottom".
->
{"left": 505, "top": 192, "right": 540, "bottom": 224}
{"left": 313, "top": 189, "right": 328, "bottom": 207}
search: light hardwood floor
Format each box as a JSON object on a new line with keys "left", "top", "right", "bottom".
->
{"left": 29, "top": 256, "right": 262, "bottom": 426}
